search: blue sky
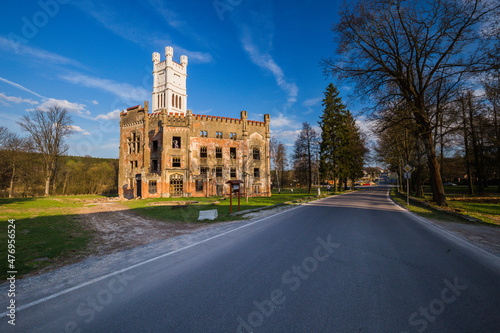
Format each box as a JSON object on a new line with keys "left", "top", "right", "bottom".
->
{"left": 0, "top": 0, "right": 367, "bottom": 158}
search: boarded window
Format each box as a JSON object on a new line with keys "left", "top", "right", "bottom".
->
{"left": 230, "top": 147, "right": 236, "bottom": 159}
{"left": 200, "top": 166, "right": 209, "bottom": 175}
{"left": 172, "top": 136, "right": 181, "bottom": 149}
{"left": 230, "top": 168, "right": 236, "bottom": 179}
{"left": 253, "top": 148, "right": 260, "bottom": 160}
{"left": 254, "top": 168, "right": 260, "bottom": 178}
{"left": 196, "top": 179, "right": 203, "bottom": 191}
{"left": 149, "top": 180, "right": 157, "bottom": 194}
{"left": 216, "top": 147, "right": 222, "bottom": 159}
{"left": 216, "top": 167, "right": 222, "bottom": 178}
{"left": 172, "top": 157, "right": 181, "bottom": 168}
{"left": 200, "top": 146, "right": 207, "bottom": 158}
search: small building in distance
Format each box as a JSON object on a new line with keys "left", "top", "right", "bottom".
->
{"left": 118, "top": 46, "right": 271, "bottom": 199}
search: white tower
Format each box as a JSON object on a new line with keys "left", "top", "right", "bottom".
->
{"left": 152, "top": 46, "right": 188, "bottom": 114}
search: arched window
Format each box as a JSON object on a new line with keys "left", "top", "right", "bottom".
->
{"left": 179, "top": 96, "right": 182, "bottom": 109}
{"left": 175, "top": 95, "right": 178, "bottom": 108}
{"left": 172, "top": 93, "right": 174, "bottom": 107}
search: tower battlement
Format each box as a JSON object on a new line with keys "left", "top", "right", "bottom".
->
{"left": 152, "top": 46, "right": 188, "bottom": 114}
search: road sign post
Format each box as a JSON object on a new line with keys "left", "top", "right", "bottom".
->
{"left": 404, "top": 165, "right": 412, "bottom": 206}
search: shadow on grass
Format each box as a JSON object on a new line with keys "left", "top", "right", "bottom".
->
{"left": 0, "top": 214, "right": 94, "bottom": 281}
{"left": 0, "top": 197, "right": 36, "bottom": 206}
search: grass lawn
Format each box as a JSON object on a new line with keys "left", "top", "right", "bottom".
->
{"left": 392, "top": 189, "right": 500, "bottom": 227}
{"left": 390, "top": 190, "right": 465, "bottom": 223}
{"left": 423, "top": 185, "right": 500, "bottom": 197}
{"left": 446, "top": 201, "right": 500, "bottom": 226}
{"left": 0, "top": 189, "right": 334, "bottom": 279}
{"left": 0, "top": 196, "right": 102, "bottom": 280}
{"left": 122, "top": 187, "right": 332, "bottom": 223}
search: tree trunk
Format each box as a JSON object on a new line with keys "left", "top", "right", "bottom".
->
{"left": 467, "top": 95, "right": 484, "bottom": 195}
{"left": 62, "top": 173, "right": 69, "bottom": 196}
{"left": 421, "top": 131, "right": 447, "bottom": 206}
{"left": 44, "top": 177, "right": 51, "bottom": 196}
{"left": 307, "top": 141, "right": 312, "bottom": 194}
{"left": 415, "top": 143, "right": 423, "bottom": 197}
{"left": 8, "top": 164, "right": 15, "bottom": 198}
{"left": 461, "top": 97, "right": 474, "bottom": 195}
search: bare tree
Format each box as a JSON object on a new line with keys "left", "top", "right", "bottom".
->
{"left": 18, "top": 106, "right": 73, "bottom": 196}
{"left": 269, "top": 137, "right": 288, "bottom": 191}
{"left": 293, "top": 122, "right": 319, "bottom": 193}
{"left": 323, "top": 0, "right": 499, "bottom": 205}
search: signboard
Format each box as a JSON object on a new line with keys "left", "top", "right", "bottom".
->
{"left": 404, "top": 172, "right": 411, "bottom": 179}
{"left": 404, "top": 164, "right": 412, "bottom": 173}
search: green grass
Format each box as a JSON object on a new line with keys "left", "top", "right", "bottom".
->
{"left": 422, "top": 185, "right": 500, "bottom": 197}
{"left": 0, "top": 215, "right": 93, "bottom": 280}
{"left": 392, "top": 189, "right": 500, "bottom": 227}
{"left": 446, "top": 201, "right": 500, "bottom": 225}
{"left": 391, "top": 190, "right": 465, "bottom": 223}
{"left": 122, "top": 187, "right": 332, "bottom": 223}
{"left": 0, "top": 189, "right": 334, "bottom": 279}
{"left": 0, "top": 195, "right": 105, "bottom": 280}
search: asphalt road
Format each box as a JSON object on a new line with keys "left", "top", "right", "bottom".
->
{"left": 2, "top": 187, "right": 500, "bottom": 332}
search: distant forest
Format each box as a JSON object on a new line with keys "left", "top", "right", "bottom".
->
{"left": 0, "top": 153, "right": 118, "bottom": 198}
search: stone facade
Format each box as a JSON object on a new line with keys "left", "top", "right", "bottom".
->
{"left": 118, "top": 47, "right": 271, "bottom": 199}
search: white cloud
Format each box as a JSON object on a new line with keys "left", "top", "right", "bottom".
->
{"left": 69, "top": 125, "right": 90, "bottom": 135}
{"left": 60, "top": 73, "right": 149, "bottom": 102}
{"left": 0, "top": 76, "right": 46, "bottom": 99}
{"left": 303, "top": 97, "right": 322, "bottom": 108}
{"left": 241, "top": 30, "right": 298, "bottom": 107}
{"left": 74, "top": 1, "right": 212, "bottom": 64}
{"left": 31, "top": 98, "right": 90, "bottom": 116}
{"left": 0, "top": 36, "right": 82, "bottom": 67}
{"left": 0, "top": 92, "right": 38, "bottom": 105}
{"left": 92, "top": 100, "right": 99, "bottom": 105}
{"left": 271, "top": 129, "right": 302, "bottom": 146}
{"left": 95, "top": 109, "right": 121, "bottom": 120}
{"left": 271, "top": 113, "right": 300, "bottom": 128}
{"left": 303, "top": 97, "right": 322, "bottom": 114}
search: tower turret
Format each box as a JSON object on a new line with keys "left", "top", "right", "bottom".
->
{"left": 151, "top": 46, "right": 188, "bottom": 114}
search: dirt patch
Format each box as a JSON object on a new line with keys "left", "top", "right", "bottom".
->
{"left": 429, "top": 218, "right": 500, "bottom": 257}
{"left": 75, "top": 202, "right": 211, "bottom": 256}
{"left": 147, "top": 201, "right": 199, "bottom": 206}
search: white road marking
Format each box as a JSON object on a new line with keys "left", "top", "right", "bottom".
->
{"left": 1, "top": 204, "right": 303, "bottom": 317}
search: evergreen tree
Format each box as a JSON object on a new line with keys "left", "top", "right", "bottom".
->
{"left": 319, "top": 84, "right": 366, "bottom": 191}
